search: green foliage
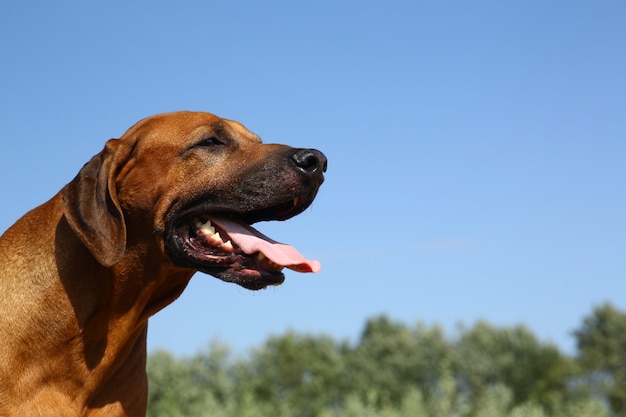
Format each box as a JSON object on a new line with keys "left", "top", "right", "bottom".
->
{"left": 239, "top": 331, "right": 347, "bottom": 417}
{"left": 146, "top": 303, "right": 626, "bottom": 417}
{"left": 454, "top": 321, "right": 576, "bottom": 411}
{"left": 348, "top": 316, "right": 452, "bottom": 407}
{"left": 147, "top": 343, "right": 233, "bottom": 417}
{"left": 574, "top": 303, "right": 626, "bottom": 415}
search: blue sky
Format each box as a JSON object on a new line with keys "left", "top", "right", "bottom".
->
{"left": 1, "top": 1, "right": 624, "bottom": 356}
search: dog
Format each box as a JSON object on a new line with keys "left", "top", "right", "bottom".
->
{"left": 0, "top": 111, "right": 326, "bottom": 416}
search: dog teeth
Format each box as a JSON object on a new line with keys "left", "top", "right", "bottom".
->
{"left": 256, "top": 252, "right": 283, "bottom": 271}
{"left": 195, "top": 218, "right": 216, "bottom": 235}
{"left": 194, "top": 217, "right": 229, "bottom": 248}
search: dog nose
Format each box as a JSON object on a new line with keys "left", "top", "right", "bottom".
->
{"left": 291, "top": 149, "right": 327, "bottom": 174}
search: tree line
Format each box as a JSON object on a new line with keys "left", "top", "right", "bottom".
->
{"left": 146, "top": 302, "right": 626, "bottom": 417}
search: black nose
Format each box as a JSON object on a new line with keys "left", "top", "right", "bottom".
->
{"left": 291, "top": 149, "right": 327, "bottom": 174}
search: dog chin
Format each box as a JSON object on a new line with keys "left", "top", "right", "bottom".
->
{"left": 210, "top": 268, "right": 285, "bottom": 290}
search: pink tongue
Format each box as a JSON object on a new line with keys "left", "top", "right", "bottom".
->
{"left": 210, "top": 217, "right": 321, "bottom": 273}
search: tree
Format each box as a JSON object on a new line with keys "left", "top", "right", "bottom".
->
{"left": 238, "top": 331, "right": 347, "bottom": 417}
{"left": 146, "top": 343, "right": 234, "bottom": 417}
{"left": 574, "top": 302, "right": 626, "bottom": 414}
{"left": 454, "top": 321, "right": 575, "bottom": 411}
{"left": 143, "top": 312, "right": 614, "bottom": 417}
{"left": 348, "top": 316, "right": 452, "bottom": 406}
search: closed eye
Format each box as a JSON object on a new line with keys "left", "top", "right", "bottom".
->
{"left": 181, "top": 135, "right": 229, "bottom": 157}
{"left": 195, "top": 136, "right": 224, "bottom": 148}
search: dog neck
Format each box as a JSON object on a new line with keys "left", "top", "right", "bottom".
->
{"left": 1, "top": 194, "right": 194, "bottom": 415}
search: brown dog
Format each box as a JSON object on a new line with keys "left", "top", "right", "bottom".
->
{"left": 0, "top": 111, "right": 326, "bottom": 416}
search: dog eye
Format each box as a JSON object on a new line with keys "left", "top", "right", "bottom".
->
{"left": 195, "top": 137, "right": 224, "bottom": 148}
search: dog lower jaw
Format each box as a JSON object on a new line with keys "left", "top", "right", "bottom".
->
{"left": 164, "top": 218, "right": 287, "bottom": 290}
{"left": 210, "top": 268, "right": 285, "bottom": 290}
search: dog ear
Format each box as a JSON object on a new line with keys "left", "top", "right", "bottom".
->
{"left": 61, "top": 139, "right": 127, "bottom": 267}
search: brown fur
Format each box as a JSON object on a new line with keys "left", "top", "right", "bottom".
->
{"left": 0, "top": 111, "right": 326, "bottom": 416}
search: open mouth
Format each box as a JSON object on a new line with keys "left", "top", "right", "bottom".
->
{"left": 169, "top": 210, "right": 321, "bottom": 290}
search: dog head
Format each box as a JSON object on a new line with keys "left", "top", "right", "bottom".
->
{"left": 62, "top": 111, "right": 326, "bottom": 290}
